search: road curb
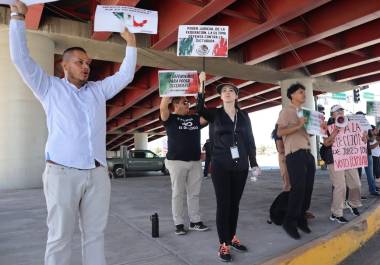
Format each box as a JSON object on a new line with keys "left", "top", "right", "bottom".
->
{"left": 260, "top": 201, "right": 380, "bottom": 265}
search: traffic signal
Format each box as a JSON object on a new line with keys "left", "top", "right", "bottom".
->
{"left": 353, "top": 88, "right": 360, "bottom": 103}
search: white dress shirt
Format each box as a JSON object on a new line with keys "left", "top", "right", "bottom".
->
{"left": 9, "top": 19, "right": 137, "bottom": 169}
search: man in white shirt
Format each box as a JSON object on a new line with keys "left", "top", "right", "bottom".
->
{"left": 9, "top": 1, "right": 137, "bottom": 264}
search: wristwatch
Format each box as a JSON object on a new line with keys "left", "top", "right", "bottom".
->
{"left": 10, "top": 12, "right": 25, "bottom": 18}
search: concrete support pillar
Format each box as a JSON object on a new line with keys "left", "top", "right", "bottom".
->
{"left": 134, "top": 133, "right": 148, "bottom": 150}
{"left": 280, "top": 78, "right": 317, "bottom": 162}
{"left": 0, "top": 29, "right": 53, "bottom": 190}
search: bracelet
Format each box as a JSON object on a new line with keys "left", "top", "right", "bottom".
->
{"left": 10, "top": 12, "right": 25, "bottom": 18}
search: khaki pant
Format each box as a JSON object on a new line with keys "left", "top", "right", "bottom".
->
{"left": 327, "top": 165, "right": 362, "bottom": 217}
{"left": 43, "top": 163, "right": 110, "bottom": 265}
{"left": 165, "top": 159, "right": 202, "bottom": 225}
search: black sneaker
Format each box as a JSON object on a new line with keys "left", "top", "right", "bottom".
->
{"left": 231, "top": 235, "right": 247, "bottom": 252}
{"left": 345, "top": 201, "right": 360, "bottom": 217}
{"left": 189, "top": 221, "right": 209, "bottom": 231}
{"left": 329, "top": 214, "right": 348, "bottom": 224}
{"left": 175, "top": 224, "right": 187, "bottom": 235}
{"left": 282, "top": 223, "right": 300, "bottom": 239}
{"left": 361, "top": 196, "right": 368, "bottom": 200}
{"left": 218, "top": 243, "right": 232, "bottom": 262}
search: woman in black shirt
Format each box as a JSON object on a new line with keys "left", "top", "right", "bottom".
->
{"left": 197, "top": 72, "right": 259, "bottom": 262}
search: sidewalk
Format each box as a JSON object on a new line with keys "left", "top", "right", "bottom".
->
{"left": 0, "top": 169, "right": 378, "bottom": 265}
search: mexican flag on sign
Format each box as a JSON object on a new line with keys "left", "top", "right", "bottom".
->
{"left": 177, "top": 25, "right": 229, "bottom": 57}
{"left": 159, "top": 71, "right": 199, "bottom": 97}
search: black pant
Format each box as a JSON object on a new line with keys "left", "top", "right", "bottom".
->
{"left": 204, "top": 156, "right": 211, "bottom": 177}
{"left": 211, "top": 165, "right": 248, "bottom": 244}
{"left": 373, "top": 156, "right": 380, "bottom": 178}
{"left": 285, "top": 150, "right": 315, "bottom": 226}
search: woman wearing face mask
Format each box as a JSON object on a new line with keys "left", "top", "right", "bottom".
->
{"left": 197, "top": 72, "right": 259, "bottom": 262}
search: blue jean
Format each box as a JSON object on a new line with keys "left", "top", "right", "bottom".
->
{"left": 360, "top": 155, "right": 377, "bottom": 194}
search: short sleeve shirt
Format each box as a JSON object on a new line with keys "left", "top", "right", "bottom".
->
{"left": 164, "top": 114, "right": 201, "bottom": 161}
{"left": 277, "top": 103, "right": 311, "bottom": 156}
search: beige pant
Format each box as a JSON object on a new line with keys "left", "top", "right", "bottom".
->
{"left": 165, "top": 159, "right": 202, "bottom": 225}
{"left": 327, "top": 165, "right": 362, "bottom": 217}
{"left": 43, "top": 163, "right": 110, "bottom": 265}
{"left": 278, "top": 153, "right": 291, "bottom": 192}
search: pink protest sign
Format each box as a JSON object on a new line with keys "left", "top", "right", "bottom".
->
{"left": 329, "top": 121, "right": 368, "bottom": 171}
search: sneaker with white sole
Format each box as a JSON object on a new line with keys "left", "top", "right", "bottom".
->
{"left": 189, "top": 221, "right": 209, "bottom": 231}
{"left": 329, "top": 214, "right": 348, "bottom": 224}
{"left": 175, "top": 224, "right": 187, "bottom": 235}
{"left": 345, "top": 201, "right": 360, "bottom": 216}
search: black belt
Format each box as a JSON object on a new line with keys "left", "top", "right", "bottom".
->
{"left": 298, "top": 149, "right": 311, "bottom": 153}
{"left": 47, "top": 160, "right": 102, "bottom": 169}
{"left": 287, "top": 149, "right": 311, "bottom": 156}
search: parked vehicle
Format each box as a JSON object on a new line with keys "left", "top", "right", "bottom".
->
{"left": 107, "top": 149, "right": 168, "bottom": 178}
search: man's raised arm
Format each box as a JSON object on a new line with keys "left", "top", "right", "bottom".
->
{"left": 9, "top": 0, "right": 51, "bottom": 101}
{"left": 99, "top": 28, "right": 137, "bottom": 100}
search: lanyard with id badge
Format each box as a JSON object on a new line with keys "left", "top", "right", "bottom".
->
{"left": 230, "top": 112, "right": 239, "bottom": 161}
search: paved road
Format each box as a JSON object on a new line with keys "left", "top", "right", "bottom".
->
{"left": 340, "top": 231, "right": 380, "bottom": 265}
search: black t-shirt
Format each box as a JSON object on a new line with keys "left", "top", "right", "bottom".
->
{"left": 164, "top": 114, "right": 201, "bottom": 161}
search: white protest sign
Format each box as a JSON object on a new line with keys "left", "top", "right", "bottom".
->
{"left": 0, "top": 0, "right": 58, "bottom": 5}
{"left": 347, "top": 114, "right": 372, "bottom": 131}
{"left": 94, "top": 5, "right": 158, "bottom": 34}
{"left": 328, "top": 121, "right": 368, "bottom": 171}
{"left": 177, "top": 25, "right": 228, "bottom": 57}
{"left": 367, "top": 101, "right": 380, "bottom": 116}
{"left": 159, "top": 70, "right": 199, "bottom": 97}
{"left": 300, "top": 108, "right": 326, "bottom": 137}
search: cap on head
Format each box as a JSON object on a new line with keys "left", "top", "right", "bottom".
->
{"left": 330, "top": 104, "right": 344, "bottom": 113}
{"left": 286, "top": 83, "right": 305, "bottom": 100}
{"left": 356, "top": 111, "right": 366, "bottom": 115}
{"left": 216, "top": 83, "right": 239, "bottom": 95}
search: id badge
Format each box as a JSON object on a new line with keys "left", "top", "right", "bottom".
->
{"left": 230, "top": 146, "right": 240, "bottom": 159}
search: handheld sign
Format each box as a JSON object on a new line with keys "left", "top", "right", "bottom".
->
{"left": 367, "top": 101, "right": 380, "bottom": 116}
{"left": 0, "top": 0, "right": 58, "bottom": 5}
{"left": 177, "top": 25, "right": 229, "bottom": 57}
{"left": 347, "top": 114, "right": 372, "bottom": 131}
{"left": 328, "top": 121, "right": 368, "bottom": 171}
{"left": 300, "top": 108, "right": 327, "bottom": 137}
{"left": 94, "top": 5, "right": 158, "bottom": 34}
{"left": 159, "top": 71, "right": 199, "bottom": 97}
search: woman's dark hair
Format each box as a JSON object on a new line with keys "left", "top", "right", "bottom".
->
{"left": 271, "top": 124, "right": 280, "bottom": 140}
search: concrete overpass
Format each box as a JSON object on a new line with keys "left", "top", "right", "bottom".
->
{"left": 1, "top": 0, "right": 380, "bottom": 188}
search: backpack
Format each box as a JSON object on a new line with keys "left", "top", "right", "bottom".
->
{"left": 268, "top": 191, "right": 289, "bottom": 225}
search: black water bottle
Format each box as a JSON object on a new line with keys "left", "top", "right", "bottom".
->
{"left": 151, "top": 213, "right": 159, "bottom": 238}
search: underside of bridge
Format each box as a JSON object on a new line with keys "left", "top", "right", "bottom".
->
{"left": 1, "top": 0, "right": 380, "bottom": 151}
